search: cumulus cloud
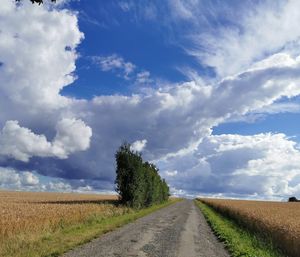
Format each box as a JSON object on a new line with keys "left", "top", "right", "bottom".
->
{"left": 0, "top": 167, "right": 96, "bottom": 192}
{"left": 21, "top": 171, "right": 39, "bottom": 186}
{"left": 0, "top": 3, "right": 92, "bottom": 163}
{"left": 131, "top": 139, "right": 147, "bottom": 152}
{"left": 160, "top": 133, "right": 300, "bottom": 199}
{"left": 53, "top": 118, "right": 92, "bottom": 158}
{"left": 0, "top": 166, "right": 110, "bottom": 193}
{"left": 0, "top": 119, "right": 92, "bottom": 162}
{"left": 0, "top": 167, "right": 22, "bottom": 188}
{"left": 0, "top": 121, "right": 53, "bottom": 162}
{"left": 0, "top": 0, "right": 83, "bottom": 111}
{"left": 0, "top": 167, "right": 39, "bottom": 189}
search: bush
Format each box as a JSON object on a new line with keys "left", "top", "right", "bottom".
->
{"left": 115, "top": 143, "right": 169, "bottom": 208}
{"left": 288, "top": 197, "right": 299, "bottom": 202}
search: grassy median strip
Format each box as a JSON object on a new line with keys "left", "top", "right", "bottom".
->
{"left": 2, "top": 199, "right": 180, "bottom": 257}
{"left": 195, "top": 200, "right": 283, "bottom": 257}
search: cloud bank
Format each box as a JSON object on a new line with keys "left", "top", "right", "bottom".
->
{"left": 160, "top": 133, "right": 300, "bottom": 199}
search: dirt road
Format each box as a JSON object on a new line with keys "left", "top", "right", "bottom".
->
{"left": 63, "top": 200, "right": 230, "bottom": 257}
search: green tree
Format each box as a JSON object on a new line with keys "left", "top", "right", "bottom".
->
{"left": 115, "top": 143, "right": 149, "bottom": 208}
{"left": 115, "top": 142, "right": 170, "bottom": 209}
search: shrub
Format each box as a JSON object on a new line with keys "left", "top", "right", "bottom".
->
{"left": 288, "top": 197, "right": 299, "bottom": 202}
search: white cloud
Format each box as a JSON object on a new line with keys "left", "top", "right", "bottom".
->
{"left": 92, "top": 54, "right": 154, "bottom": 85}
{"left": 256, "top": 102, "right": 300, "bottom": 114}
{"left": 76, "top": 185, "right": 93, "bottom": 192}
{"left": 131, "top": 139, "right": 147, "bottom": 152}
{"left": 93, "top": 54, "right": 136, "bottom": 80}
{"left": 21, "top": 171, "right": 39, "bottom": 186}
{"left": 0, "top": 167, "right": 21, "bottom": 188}
{"left": 0, "top": 119, "right": 92, "bottom": 162}
{"left": 250, "top": 53, "right": 298, "bottom": 71}
{"left": 135, "top": 71, "right": 152, "bottom": 84}
{"left": 0, "top": 0, "right": 92, "bottom": 165}
{"left": 0, "top": 167, "right": 98, "bottom": 192}
{"left": 172, "top": 0, "right": 300, "bottom": 77}
{"left": 0, "top": 167, "right": 39, "bottom": 189}
{"left": 0, "top": 120, "right": 53, "bottom": 162}
{"left": 53, "top": 118, "right": 92, "bottom": 158}
{"left": 0, "top": 0, "right": 83, "bottom": 111}
{"left": 165, "top": 170, "right": 178, "bottom": 177}
{"left": 160, "top": 133, "right": 300, "bottom": 199}
{"left": 47, "top": 181, "right": 72, "bottom": 192}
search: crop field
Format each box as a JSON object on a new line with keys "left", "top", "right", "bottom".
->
{"left": 0, "top": 191, "right": 122, "bottom": 237}
{"left": 0, "top": 191, "right": 130, "bottom": 257}
{"left": 199, "top": 198, "right": 300, "bottom": 257}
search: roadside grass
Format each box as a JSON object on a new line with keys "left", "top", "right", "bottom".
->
{"left": 195, "top": 200, "right": 283, "bottom": 257}
{"left": 1, "top": 199, "right": 180, "bottom": 257}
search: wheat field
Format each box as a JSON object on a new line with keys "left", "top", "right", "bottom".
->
{"left": 0, "top": 191, "right": 130, "bottom": 256}
{"left": 199, "top": 198, "right": 300, "bottom": 257}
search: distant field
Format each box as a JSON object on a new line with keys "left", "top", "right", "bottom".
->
{"left": 0, "top": 191, "right": 176, "bottom": 257}
{"left": 199, "top": 198, "right": 300, "bottom": 257}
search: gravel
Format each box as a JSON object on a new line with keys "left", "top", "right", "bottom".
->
{"left": 62, "top": 199, "right": 230, "bottom": 257}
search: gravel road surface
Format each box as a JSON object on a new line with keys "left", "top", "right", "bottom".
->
{"left": 63, "top": 200, "right": 230, "bottom": 257}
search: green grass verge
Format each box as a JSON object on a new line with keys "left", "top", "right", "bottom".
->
{"left": 195, "top": 200, "right": 283, "bottom": 257}
{"left": 4, "top": 199, "right": 180, "bottom": 257}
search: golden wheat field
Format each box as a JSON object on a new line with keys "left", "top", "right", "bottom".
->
{"left": 200, "top": 198, "right": 300, "bottom": 257}
{"left": 0, "top": 190, "right": 130, "bottom": 256}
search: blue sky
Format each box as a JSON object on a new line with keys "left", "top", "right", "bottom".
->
{"left": 62, "top": 1, "right": 199, "bottom": 97}
{"left": 1, "top": 0, "right": 300, "bottom": 199}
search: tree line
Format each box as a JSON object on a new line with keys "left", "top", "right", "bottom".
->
{"left": 288, "top": 196, "right": 299, "bottom": 202}
{"left": 115, "top": 143, "right": 169, "bottom": 209}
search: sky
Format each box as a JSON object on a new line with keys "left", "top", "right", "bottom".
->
{"left": 1, "top": 0, "right": 300, "bottom": 199}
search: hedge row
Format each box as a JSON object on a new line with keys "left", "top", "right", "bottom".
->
{"left": 115, "top": 143, "right": 169, "bottom": 209}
